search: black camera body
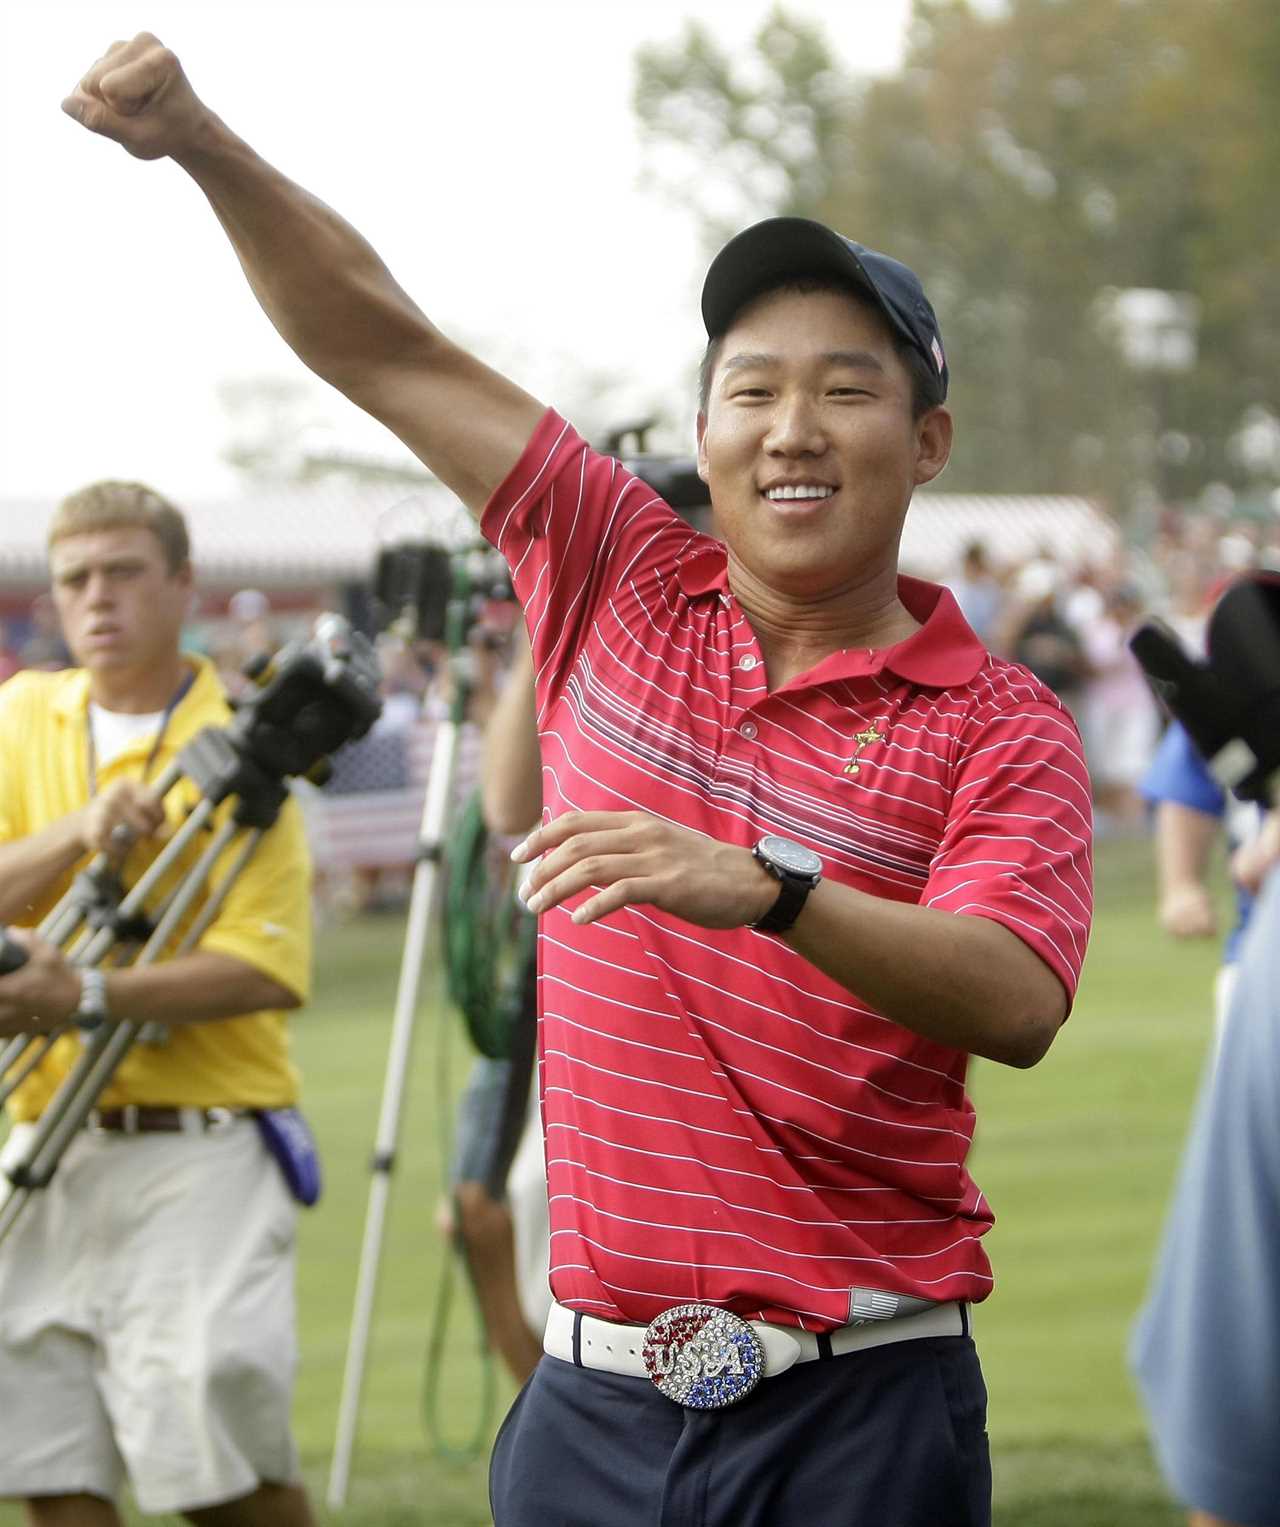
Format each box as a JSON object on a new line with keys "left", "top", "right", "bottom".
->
{"left": 1130, "top": 575, "right": 1280, "bottom": 807}
{"left": 366, "top": 428, "right": 709, "bottom": 647}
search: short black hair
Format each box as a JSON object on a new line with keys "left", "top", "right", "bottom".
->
{"left": 697, "top": 277, "right": 945, "bottom": 421}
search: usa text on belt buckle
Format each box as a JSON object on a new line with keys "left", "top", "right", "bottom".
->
{"left": 641, "top": 1303, "right": 765, "bottom": 1409}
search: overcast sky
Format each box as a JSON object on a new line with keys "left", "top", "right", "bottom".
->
{"left": 0, "top": 1, "right": 911, "bottom": 503}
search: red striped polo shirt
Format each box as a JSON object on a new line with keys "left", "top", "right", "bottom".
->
{"left": 482, "top": 410, "right": 1093, "bottom": 1332}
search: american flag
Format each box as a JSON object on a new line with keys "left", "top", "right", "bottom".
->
{"left": 298, "top": 718, "right": 482, "bottom": 871}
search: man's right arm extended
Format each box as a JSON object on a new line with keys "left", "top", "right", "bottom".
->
{"left": 62, "top": 34, "right": 545, "bottom": 516}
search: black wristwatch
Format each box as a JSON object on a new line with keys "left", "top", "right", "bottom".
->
{"left": 750, "top": 835, "right": 823, "bottom": 934}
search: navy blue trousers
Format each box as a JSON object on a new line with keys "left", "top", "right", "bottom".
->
{"left": 490, "top": 1332, "right": 991, "bottom": 1527}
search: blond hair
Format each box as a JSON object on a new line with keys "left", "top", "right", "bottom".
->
{"left": 49, "top": 481, "right": 191, "bottom": 573}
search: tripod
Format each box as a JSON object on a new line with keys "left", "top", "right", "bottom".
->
{"left": 327, "top": 547, "right": 512, "bottom": 1507}
{"left": 0, "top": 615, "right": 383, "bottom": 1243}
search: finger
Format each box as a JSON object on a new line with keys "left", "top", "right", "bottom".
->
{"left": 511, "top": 811, "right": 635, "bottom": 863}
{"left": 522, "top": 834, "right": 648, "bottom": 901}
{"left": 523, "top": 853, "right": 646, "bottom": 915}
{"left": 77, "top": 39, "right": 134, "bottom": 97}
{"left": 99, "top": 42, "right": 178, "bottom": 117}
{"left": 569, "top": 880, "right": 652, "bottom": 927}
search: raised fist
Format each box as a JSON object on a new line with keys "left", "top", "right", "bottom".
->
{"left": 62, "top": 33, "right": 209, "bottom": 161}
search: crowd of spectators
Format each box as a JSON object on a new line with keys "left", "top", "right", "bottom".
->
{"left": 940, "top": 507, "right": 1276, "bottom": 836}
{"left": 0, "top": 505, "right": 1273, "bottom": 874}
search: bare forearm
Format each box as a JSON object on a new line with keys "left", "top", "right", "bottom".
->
{"left": 102, "top": 950, "right": 299, "bottom": 1026}
{"left": 782, "top": 879, "right": 1066, "bottom": 1067}
{"left": 482, "top": 636, "right": 542, "bottom": 834}
{"left": 0, "top": 817, "right": 87, "bottom": 925}
{"left": 66, "top": 35, "right": 544, "bottom": 510}
{"left": 177, "top": 116, "right": 441, "bottom": 403}
{"left": 1155, "top": 802, "right": 1217, "bottom": 894}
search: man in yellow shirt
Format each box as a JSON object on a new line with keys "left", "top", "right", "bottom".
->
{"left": 0, "top": 482, "right": 316, "bottom": 1527}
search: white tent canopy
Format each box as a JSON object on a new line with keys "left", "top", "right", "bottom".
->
{"left": 0, "top": 483, "right": 1118, "bottom": 591}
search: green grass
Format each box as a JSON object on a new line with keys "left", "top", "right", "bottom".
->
{"left": 1, "top": 837, "right": 1225, "bottom": 1524}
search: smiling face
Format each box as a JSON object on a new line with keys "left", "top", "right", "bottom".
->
{"left": 49, "top": 525, "right": 191, "bottom": 697}
{"left": 696, "top": 285, "right": 952, "bottom": 608}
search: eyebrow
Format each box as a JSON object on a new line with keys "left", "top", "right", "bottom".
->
{"left": 721, "top": 349, "right": 887, "bottom": 375}
{"left": 53, "top": 556, "right": 146, "bottom": 580}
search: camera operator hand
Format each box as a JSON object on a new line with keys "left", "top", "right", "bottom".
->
{"left": 0, "top": 929, "right": 80, "bottom": 1038}
{"left": 62, "top": 34, "right": 211, "bottom": 163}
{"left": 79, "top": 780, "right": 166, "bottom": 859}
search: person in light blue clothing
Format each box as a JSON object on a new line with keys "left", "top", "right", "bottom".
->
{"left": 1131, "top": 857, "right": 1280, "bottom": 1527}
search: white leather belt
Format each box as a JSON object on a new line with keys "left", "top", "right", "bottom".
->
{"left": 544, "top": 1299, "right": 968, "bottom": 1407}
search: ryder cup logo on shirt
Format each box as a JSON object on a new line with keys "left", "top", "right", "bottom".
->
{"left": 844, "top": 722, "right": 887, "bottom": 777}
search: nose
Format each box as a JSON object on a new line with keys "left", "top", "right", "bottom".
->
{"left": 763, "top": 391, "right": 827, "bottom": 458}
{"left": 85, "top": 571, "right": 114, "bottom": 607}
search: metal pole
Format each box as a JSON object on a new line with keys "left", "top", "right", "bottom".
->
{"left": 326, "top": 714, "right": 461, "bottom": 1509}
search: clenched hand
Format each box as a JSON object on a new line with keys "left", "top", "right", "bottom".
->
{"left": 62, "top": 33, "right": 210, "bottom": 162}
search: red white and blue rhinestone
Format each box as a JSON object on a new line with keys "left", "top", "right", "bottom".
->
{"left": 641, "top": 1303, "right": 766, "bottom": 1409}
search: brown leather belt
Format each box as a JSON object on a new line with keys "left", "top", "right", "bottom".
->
{"left": 87, "top": 1105, "right": 242, "bottom": 1135}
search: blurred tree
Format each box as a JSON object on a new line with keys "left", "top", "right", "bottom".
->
{"left": 635, "top": 0, "right": 1280, "bottom": 511}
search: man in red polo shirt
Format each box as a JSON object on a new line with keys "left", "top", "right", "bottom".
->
{"left": 65, "top": 35, "right": 1093, "bottom": 1527}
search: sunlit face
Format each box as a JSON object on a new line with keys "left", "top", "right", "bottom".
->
{"left": 696, "top": 286, "right": 951, "bottom": 601}
{"left": 49, "top": 526, "right": 191, "bottom": 677}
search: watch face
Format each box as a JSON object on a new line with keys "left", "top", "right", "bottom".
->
{"left": 759, "top": 835, "right": 822, "bottom": 878}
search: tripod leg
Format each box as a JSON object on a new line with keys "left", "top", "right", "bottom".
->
{"left": 327, "top": 718, "right": 461, "bottom": 1509}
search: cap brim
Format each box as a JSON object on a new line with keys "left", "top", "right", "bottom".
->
{"left": 701, "top": 217, "right": 885, "bottom": 339}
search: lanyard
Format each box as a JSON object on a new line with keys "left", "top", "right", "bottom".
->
{"left": 85, "top": 668, "right": 196, "bottom": 798}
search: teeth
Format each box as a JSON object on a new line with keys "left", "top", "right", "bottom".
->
{"left": 765, "top": 485, "right": 834, "bottom": 501}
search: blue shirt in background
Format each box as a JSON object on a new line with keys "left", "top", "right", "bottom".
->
{"left": 1131, "top": 864, "right": 1280, "bottom": 1525}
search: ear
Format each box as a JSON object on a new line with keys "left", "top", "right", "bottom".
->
{"left": 913, "top": 406, "right": 953, "bottom": 487}
{"left": 695, "top": 412, "right": 710, "bottom": 484}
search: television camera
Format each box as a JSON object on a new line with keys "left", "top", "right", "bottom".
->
{"left": 1130, "top": 573, "right": 1280, "bottom": 807}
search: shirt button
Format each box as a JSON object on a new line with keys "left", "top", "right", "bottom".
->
{"left": 740, "top": 721, "right": 758, "bottom": 740}
{"left": 739, "top": 655, "right": 759, "bottom": 671}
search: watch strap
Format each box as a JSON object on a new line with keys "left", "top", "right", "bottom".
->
{"left": 753, "top": 874, "right": 811, "bottom": 935}
{"left": 76, "top": 967, "right": 109, "bottom": 1031}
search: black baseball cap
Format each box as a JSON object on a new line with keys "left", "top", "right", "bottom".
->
{"left": 700, "top": 217, "right": 949, "bottom": 400}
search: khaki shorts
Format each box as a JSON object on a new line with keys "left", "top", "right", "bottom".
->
{"left": 0, "top": 1116, "right": 301, "bottom": 1513}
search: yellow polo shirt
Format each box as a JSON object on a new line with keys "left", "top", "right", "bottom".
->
{"left": 0, "top": 656, "right": 312, "bottom": 1120}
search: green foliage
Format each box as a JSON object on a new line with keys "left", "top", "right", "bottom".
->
{"left": 633, "top": 8, "right": 855, "bottom": 247}
{"left": 634, "top": 0, "right": 1280, "bottom": 508}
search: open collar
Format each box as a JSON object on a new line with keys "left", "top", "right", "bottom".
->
{"left": 673, "top": 543, "right": 987, "bottom": 689}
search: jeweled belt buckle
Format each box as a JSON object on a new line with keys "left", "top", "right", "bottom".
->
{"left": 641, "top": 1303, "right": 766, "bottom": 1409}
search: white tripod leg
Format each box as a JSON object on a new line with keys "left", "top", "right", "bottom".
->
{"left": 327, "top": 716, "right": 461, "bottom": 1509}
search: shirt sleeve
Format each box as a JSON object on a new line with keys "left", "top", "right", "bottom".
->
{"left": 1140, "top": 720, "right": 1225, "bottom": 815}
{"left": 922, "top": 699, "right": 1093, "bottom": 1002}
{"left": 480, "top": 409, "right": 700, "bottom": 715}
{"left": 0, "top": 674, "right": 37, "bottom": 844}
{"left": 197, "top": 790, "right": 313, "bottom": 1004}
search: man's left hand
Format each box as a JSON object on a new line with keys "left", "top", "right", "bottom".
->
{"left": 0, "top": 930, "right": 82, "bottom": 1037}
{"left": 512, "top": 811, "right": 778, "bottom": 930}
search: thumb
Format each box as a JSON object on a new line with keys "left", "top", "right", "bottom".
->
{"left": 61, "top": 90, "right": 111, "bottom": 132}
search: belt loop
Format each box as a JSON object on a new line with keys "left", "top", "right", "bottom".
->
{"left": 815, "top": 1331, "right": 834, "bottom": 1362}
{"left": 122, "top": 1103, "right": 139, "bottom": 1135}
{"left": 960, "top": 1303, "right": 970, "bottom": 1338}
{"left": 572, "top": 1311, "right": 584, "bottom": 1369}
